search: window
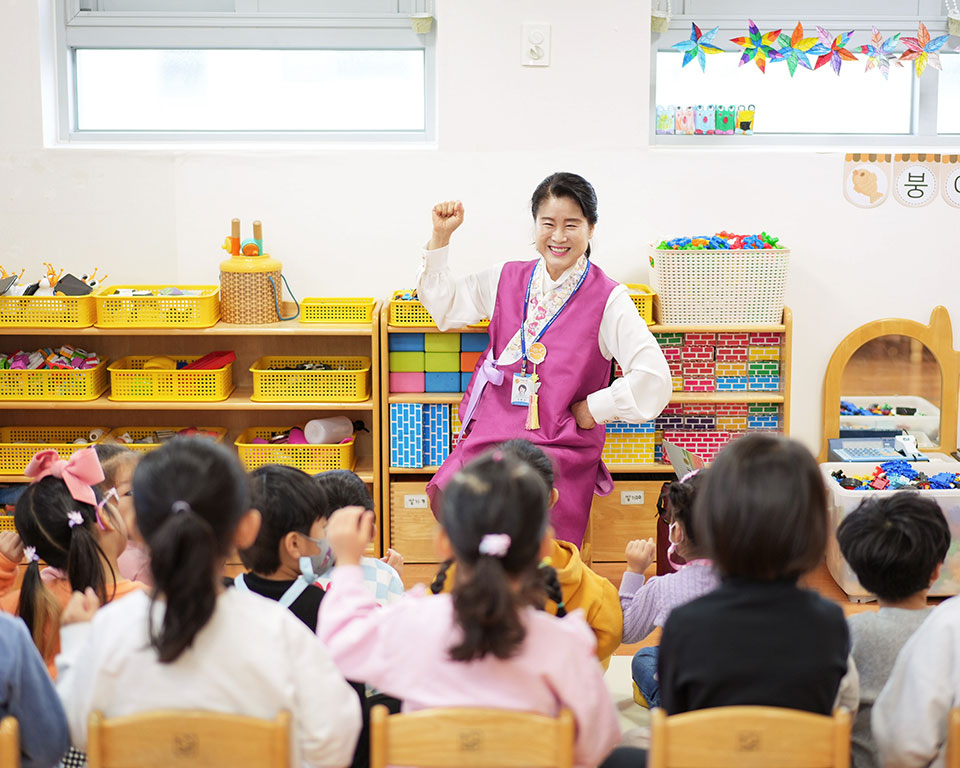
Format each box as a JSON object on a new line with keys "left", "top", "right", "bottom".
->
{"left": 651, "top": 0, "right": 958, "bottom": 144}
{"left": 56, "top": 1, "right": 435, "bottom": 142}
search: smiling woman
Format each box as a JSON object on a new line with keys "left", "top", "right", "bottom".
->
{"left": 415, "top": 173, "right": 672, "bottom": 546}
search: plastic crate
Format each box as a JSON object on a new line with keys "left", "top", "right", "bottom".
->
{"left": 0, "top": 426, "right": 108, "bottom": 474}
{"left": 105, "top": 426, "right": 228, "bottom": 453}
{"left": 300, "top": 298, "right": 376, "bottom": 324}
{"left": 95, "top": 285, "right": 220, "bottom": 328}
{"left": 0, "top": 291, "right": 99, "bottom": 328}
{"left": 235, "top": 428, "right": 356, "bottom": 473}
{"left": 0, "top": 517, "right": 14, "bottom": 532}
{"left": 249, "top": 357, "right": 371, "bottom": 402}
{"left": 0, "top": 360, "right": 108, "bottom": 401}
{"left": 839, "top": 395, "right": 941, "bottom": 448}
{"left": 649, "top": 245, "right": 790, "bottom": 325}
{"left": 108, "top": 356, "right": 234, "bottom": 402}
{"left": 389, "top": 291, "right": 490, "bottom": 328}
{"left": 624, "top": 284, "right": 656, "bottom": 325}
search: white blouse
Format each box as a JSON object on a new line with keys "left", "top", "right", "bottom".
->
{"left": 417, "top": 245, "right": 671, "bottom": 424}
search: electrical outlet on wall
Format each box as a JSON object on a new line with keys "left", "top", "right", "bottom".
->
{"left": 522, "top": 23, "right": 551, "bottom": 67}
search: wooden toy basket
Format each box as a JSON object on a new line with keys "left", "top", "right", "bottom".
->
{"left": 235, "top": 428, "right": 356, "bottom": 473}
{"left": 95, "top": 285, "right": 220, "bottom": 328}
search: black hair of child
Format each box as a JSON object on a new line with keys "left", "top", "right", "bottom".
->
{"left": 837, "top": 492, "right": 950, "bottom": 601}
{"left": 666, "top": 470, "right": 707, "bottom": 546}
{"left": 133, "top": 437, "right": 250, "bottom": 663}
{"left": 241, "top": 464, "right": 329, "bottom": 575}
{"left": 693, "top": 433, "right": 827, "bottom": 581}
{"left": 313, "top": 469, "right": 374, "bottom": 517}
{"left": 440, "top": 451, "right": 550, "bottom": 661}
{"left": 530, "top": 172, "right": 598, "bottom": 257}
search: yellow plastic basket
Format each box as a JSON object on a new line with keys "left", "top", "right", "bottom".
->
{"left": 105, "top": 426, "right": 228, "bottom": 453}
{"left": 108, "top": 356, "right": 234, "bottom": 402}
{"left": 235, "top": 428, "right": 356, "bottom": 473}
{"left": 249, "top": 357, "right": 371, "bottom": 402}
{"left": 389, "top": 290, "right": 490, "bottom": 328}
{"left": 300, "top": 298, "right": 376, "bottom": 324}
{"left": 625, "top": 284, "right": 656, "bottom": 325}
{"left": 0, "top": 426, "right": 108, "bottom": 475}
{"left": 0, "top": 291, "right": 100, "bottom": 328}
{"left": 95, "top": 285, "right": 220, "bottom": 328}
{"left": 0, "top": 517, "right": 14, "bottom": 532}
{"left": 0, "top": 360, "right": 108, "bottom": 401}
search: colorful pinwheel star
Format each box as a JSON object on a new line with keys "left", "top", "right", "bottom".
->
{"left": 813, "top": 27, "right": 858, "bottom": 75}
{"left": 860, "top": 27, "right": 902, "bottom": 79}
{"left": 899, "top": 22, "right": 951, "bottom": 77}
{"left": 731, "top": 20, "right": 783, "bottom": 73}
{"left": 671, "top": 23, "right": 723, "bottom": 72}
{"left": 774, "top": 22, "right": 821, "bottom": 76}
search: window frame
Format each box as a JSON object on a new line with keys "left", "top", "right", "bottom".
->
{"left": 649, "top": 2, "right": 955, "bottom": 146}
{"left": 55, "top": 0, "right": 437, "bottom": 144}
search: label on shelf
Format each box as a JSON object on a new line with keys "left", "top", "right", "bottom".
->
{"left": 404, "top": 494, "right": 429, "bottom": 509}
{"left": 620, "top": 490, "right": 645, "bottom": 506}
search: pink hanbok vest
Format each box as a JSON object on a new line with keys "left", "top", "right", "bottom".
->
{"left": 426, "top": 259, "right": 616, "bottom": 545}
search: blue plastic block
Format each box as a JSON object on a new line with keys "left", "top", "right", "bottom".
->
{"left": 716, "top": 376, "right": 749, "bottom": 392}
{"left": 606, "top": 420, "right": 656, "bottom": 434}
{"left": 390, "top": 403, "right": 423, "bottom": 468}
{"left": 424, "top": 403, "right": 451, "bottom": 466}
{"left": 461, "top": 372, "right": 473, "bottom": 391}
{"left": 460, "top": 332, "right": 490, "bottom": 352}
{"left": 749, "top": 376, "right": 781, "bottom": 392}
{"left": 388, "top": 333, "right": 425, "bottom": 351}
{"left": 424, "top": 372, "right": 461, "bottom": 392}
{"left": 748, "top": 415, "right": 781, "bottom": 430}
{"left": 654, "top": 444, "right": 663, "bottom": 462}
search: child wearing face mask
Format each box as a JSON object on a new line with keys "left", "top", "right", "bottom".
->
{"left": 619, "top": 469, "right": 719, "bottom": 708}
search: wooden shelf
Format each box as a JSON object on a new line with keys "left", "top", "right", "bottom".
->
{"left": 668, "top": 392, "right": 784, "bottom": 404}
{"left": 390, "top": 465, "right": 441, "bottom": 474}
{"left": 388, "top": 393, "right": 464, "bottom": 404}
{"left": 649, "top": 322, "right": 786, "bottom": 333}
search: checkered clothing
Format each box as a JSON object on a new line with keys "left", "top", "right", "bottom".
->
{"left": 61, "top": 746, "right": 86, "bottom": 767}
{"left": 319, "top": 557, "right": 404, "bottom": 606}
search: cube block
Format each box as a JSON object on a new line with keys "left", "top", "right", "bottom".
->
{"left": 389, "top": 372, "right": 425, "bottom": 392}
{"left": 748, "top": 414, "right": 781, "bottom": 431}
{"left": 749, "top": 376, "right": 780, "bottom": 391}
{"left": 662, "top": 347, "right": 682, "bottom": 363}
{"left": 424, "top": 372, "right": 461, "bottom": 392}
{"left": 460, "top": 351, "right": 482, "bottom": 372}
{"left": 683, "top": 378, "right": 716, "bottom": 393}
{"left": 389, "top": 351, "right": 424, "bottom": 372}
{"left": 654, "top": 332, "right": 684, "bottom": 346}
{"left": 682, "top": 415, "right": 717, "bottom": 430}
{"left": 460, "top": 333, "right": 490, "bottom": 352}
{"left": 749, "top": 403, "right": 779, "bottom": 414}
{"left": 716, "top": 332, "right": 750, "bottom": 346}
{"left": 425, "top": 352, "right": 460, "bottom": 372}
{"left": 461, "top": 372, "right": 473, "bottom": 391}
{"left": 716, "top": 376, "right": 749, "bottom": 391}
{"left": 716, "top": 403, "right": 749, "bottom": 416}
{"left": 655, "top": 413, "right": 685, "bottom": 431}
{"left": 672, "top": 375, "right": 683, "bottom": 391}
{"left": 683, "top": 361, "right": 715, "bottom": 378}
{"left": 716, "top": 346, "right": 748, "bottom": 362}
{"left": 717, "top": 415, "right": 748, "bottom": 431}
{"left": 685, "top": 332, "right": 717, "bottom": 346}
{"left": 748, "top": 360, "right": 780, "bottom": 377}
{"left": 389, "top": 333, "right": 424, "bottom": 351}
{"left": 716, "top": 360, "right": 748, "bottom": 377}
{"left": 749, "top": 332, "right": 782, "bottom": 346}
{"left": 749, "top": 346, "right": 780, "bottom": 361}
{"left": 425, "top": 332, "right": 461, "bottom": 352}
{"left": 681, "top": 345, "right": 714, "bottom": 362}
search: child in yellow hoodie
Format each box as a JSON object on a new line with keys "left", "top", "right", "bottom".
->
{"left": 430, "top": 439, "right": 623, "bottom": 666}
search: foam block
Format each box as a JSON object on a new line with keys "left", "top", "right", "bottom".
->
{"left": 389, "top": 351, "right": 424, "bottom": 372}
{"left": 425, "top": 332, "right": 460, "bottom": 352}
{"left": 460, "top": 333, "right": 489, "bottom": 352}
{"left": 461, "top": 372, "right": 473, "bottom": 391}
{"left": 388, "top": 333, "right": 424, "bottom": 351}
{"left": 425, "top": 371, "right": 461, "bottom": 392}
{"left": 460, "top": 351, "right": 482, "bottom": 372}
{"left": 424, "top": 352, "right": 460, "bottom": 372}
{"left": 389, "top": 372, "right": 425, "bottom": 392}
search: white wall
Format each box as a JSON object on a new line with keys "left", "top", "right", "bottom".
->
{"left": 2, "top": 0, "right": 958, "bottom": 454}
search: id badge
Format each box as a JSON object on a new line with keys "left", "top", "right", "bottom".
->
{"left": 511, "top": 373, "right": 538, "bottom": 406}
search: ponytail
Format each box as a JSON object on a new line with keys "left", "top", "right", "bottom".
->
{"left": 429, "top": 559, "right": 454, "bottom": 595}
{"left": 540, "top": 563, "right": 566, "bottom": 618}
{"left": 450, "top": 556, "right": 525, "bottom": 661}
{"left": 16, "top": 559, "right": 61, "bottom": 659}
{"left": 66, "top": 521, "right": 115, "bottom": 605}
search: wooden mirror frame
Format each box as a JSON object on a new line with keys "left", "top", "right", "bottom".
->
{"left": 819, "top": 306, "right": 959, "bottom": 462}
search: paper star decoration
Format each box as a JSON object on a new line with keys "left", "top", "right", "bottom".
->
{"left": 774, "top": 22, "right": 821, "bottom": 76}
{"left": 731, "top": 20, "right": 783, "bottom": 73}
{"left": 860, "top": 27, "right": 901, "bottom": 79}
{"left": 671, "top": 23, "right": 723, "bottom": 72}
{"left": 813, "top": 27, "right": 858, "bottom": 75}
{"left": 899, "top": 22, "right": 950, "bottom": 77}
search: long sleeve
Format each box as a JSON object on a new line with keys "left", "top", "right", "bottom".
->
{"left": 0, "top": 553, "right": 18, "bottom": 600}
{"left": 54, "top": 622, "right": 96, "bottom": 749}
{"left": 834, "top": 653, "right": 860, "bottom": 715}
{"left": 1, "top": 616, "right": 70, "bottom": 768}
{"left": 416, "top": 246, "right": 502, "bottom": 331}
{"left": 872, "top": 605, "right": 958, "bottom": 768}
{"left": 587, "top": 286, "right": 672, "bottom": 424}
{"left": 618, "top": 571, "right": 664, "bottom": 644}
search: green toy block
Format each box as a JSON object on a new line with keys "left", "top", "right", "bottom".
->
{"left": 424, "top": 332, "right": 461, "bottom": 352}
{"left": 425, "top": 351, "right": 460, "bottom": 372}
{"left": 748, "top": 403, "right": 780, "bottom": 414}
{"left": 389, "top": 351, "right": 425, "bottom": 372}
{"left": 748, "top": 361, "right": 780, "bottom": 377}
{"left": 654, "top": 332, "right": 683, "bottom": 346}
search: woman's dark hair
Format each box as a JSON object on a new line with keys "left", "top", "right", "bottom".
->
{"left": 665, "top": 470, "right": 707, "bottom": 546}
{"left": 242, "top": 465, "right": 328, "bottom": 574}
{"left": 440, "top": 451, "right": 550, "bottom": 661}
{"left": 134, "top": 438, "right": 249, "bottom": 663}
{"left": 837, "top": 493, "right": 950, "bottom": 601}
{"left": 14, "top": 476, "right": 117, "bottom": 657}
{"left": 530, "top": 172, "right": 598, "bottom": 258}
{"left": 693, "top": 434, "right": 827, "bottom": 581}
{"left": 313, "top": 469, "right": 374, "bottom": 516}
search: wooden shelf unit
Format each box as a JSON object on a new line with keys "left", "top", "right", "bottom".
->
{"left": 0, "top": 303, "right": 384, "bottom": 554}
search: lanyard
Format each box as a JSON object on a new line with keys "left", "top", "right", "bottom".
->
{"left": 520, "top": 260, "right": 591, "bottom": 373}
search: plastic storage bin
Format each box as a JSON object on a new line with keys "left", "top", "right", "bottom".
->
{"left": 839, "top": 395, "right": 941, "bottom": 447}
{"left": 299, "top": 298, "right": 377, "bottom": 324}
{"left": 108, "top": 356, "right": 234, "bottom": 402}
{"left": 0, "top": 361, "right": 108, "bottom": 401}
{"left": 388, "top": 291, "right": 490, "bottom": 328}
{"left": 822, "top": 461, "right": 960, "bottom": 600}
{"left": 105, "top": 427, "right": 227, "bottom": 453}
{"left": 234, "top": 428, "right": 356, "bottom": 473}
{"left": 0, "top": 292, "right": 99, "bottom": 328}
{"left": 95, "top": 285, "right": 220, "bottom": 328}
{"left": 0, "top": 426, "right": 108, "bottom": 474}
{"left": 249, "top": 356, "right": 371, "bottom": 402}
{"left": 624, "top": 284, "right": 656, "bottom": 325}
{"left": 649, "top": 245, "right": 790, "bottom": 325}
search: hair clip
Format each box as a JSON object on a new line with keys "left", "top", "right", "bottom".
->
{"left": 24, "top": 546, "right": 39, "bottom": 563}
{"left": 67, "top": 510, "right": 84, "bottom": 528}
{"left": 478, "top": 533, "right": 511, "bottom": 558}
{"left": 680, "top": 468, "right": 701, "bottom": 484}
{"left": 491, "top": 450, "right": 503, "bottom": 462}
{"left": 171, "top": 500, "right": 192, "bottom": 516}
{"left": 94, "top": 487, "right": 118, "bottom": 531}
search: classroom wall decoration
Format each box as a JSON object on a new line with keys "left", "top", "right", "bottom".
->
{"left": 893, "top": 153, "right": 940, "bottom": 207}
{"left": 671, "top": 23, "right": 722, "bottom": 71}
{"left": 776, "top": 22, "right": 819, "bottom": 77}
{"left": 812, "top": 27, "right": 857, "bottom": 75}
{"left": 842, "top": 154, "right": 960, "bottom": 209}
{"left": 899, "top": 22, "right": 950, "bottom": 77}
{"left": 730, "top": 20, "right": 783, "bottom": 72}
{"left": 860, "top": 27, "right": 901, "bottom": 79}
{"left": 843, "top": 154, "right": 891, "bottom": 209}
{"left": 942, "top": 155, "right": 960, "bottom": 209}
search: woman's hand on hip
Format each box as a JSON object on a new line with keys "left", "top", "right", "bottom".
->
{"left": 571, "top": 400, "right": 597, "bottom": 430}
{"left": 429, "top": 200, "right": 464, "bottom": 250}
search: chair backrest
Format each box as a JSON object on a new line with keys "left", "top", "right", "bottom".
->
{"left": 946, "top": 708, "right": 960, "bottom": 768}
{"left": 86, "top": 709, "right": 290, "bottom": 768}
{"left": 649, "top": 706, "right": 852, "bottom": 768}
{"left": 0, "top": 716, "right": 19, "bottom": 768}
{"left": 369, "top": 705, "right": 574, "bottom": 768}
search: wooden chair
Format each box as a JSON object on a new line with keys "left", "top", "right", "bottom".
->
{"left": 86, "top": 709, "right": 290, "bottom": 768}
{"left": 0, "top": 716, "right": 18, "bottom": 768}
{"left": 946, "top": 708, "right": 960, "bottom": 768}
{"left": 649, "top": 706, "right": 852, "bottom": 768}
{"left": 370, "top": 704, "right": 574, "bottom": 768}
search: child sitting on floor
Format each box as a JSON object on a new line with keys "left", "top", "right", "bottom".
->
{"left": 620, "top": 469, "right": 719, "bottom": 708}
{"left": 318, "top": 451, "right": 621, "bottom": 768}
{"left": 840, "top": 494, "right": 949, "bottom": 768}
{"left": 94, "top": 444, "right": 151, "bottom": 586}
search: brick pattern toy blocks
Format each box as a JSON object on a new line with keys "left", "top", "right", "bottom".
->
{"left": 749, "top": 332, "right": 781, "bottom": 346}
{"left": 748, "top": 414, "right": 780, "bottom": 431}
{"left": 671, "top": 375, "right": 683, "bottom": 391}
{"left": 684, "top": 332, "right": 717, "bottom": 346}
{"left": 602, "top": 434, "right": 656, "bottom": 464}
{"left": 715, "top": 346, "right": 748, "bottom": 362}
{"left": 683, "top": 378, "right": 716, "bottom": 392}
{"left": 662, "top": 430, "right": 733, "bottom": 462}
{"left": 450, "top": 403, "right": 463, "bottom": 450}
{"left": 749, "top": 376, "right": 780, "bottom": 391}
{"left": 748, "top": 346, "right": 780, "bottom": 361}
{"left": 716, "top": 402, "right": 749, "bottom": 431}
{"left": 748, "top": 403, "right": 779, "bottom": 414}
{"left": 681, "top": 345, "right": 714, "bottom": 362}
{"left": 654, "top": 332, "right": 683, "bottom": 346}
{"left": 716, "top": 332, "right": 750, "bottom": 346}
{"left": 716, "top": 376, "right": 749, "bottom": 392}
{"left": 683, "top": 360, "right": 715, "bottom": 378}
{"left": 716, "top": 360, "right": 748, "bottom": 377}
{"left": 424, "top": 403, "right": 451, "bottom": 466}
{"left": 662, "top": 347, "right": 682, "bottom": 364}
{"left": 391, "top": 403, "right": 423, "bottom": 468}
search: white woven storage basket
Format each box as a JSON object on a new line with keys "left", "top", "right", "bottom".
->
{"left": 649, "top": 245, "right": 790, "bottom": 325}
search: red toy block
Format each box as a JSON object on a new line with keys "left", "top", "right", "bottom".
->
{"left": 683, "top": 378, "right": 716, "bottom": 393}
{"left": 669, "top": 360, "right": 683, "bottom": 376}
{"left": 715, "top": 346, "right": 748, "bottom": 362}
{"left": 716, "top": 332, "right": 750, "bottom": 346}
{"left": 681, "top": 345, "right": 714, "bottom": 362}
{"left": 662, "top": 403, "right": 683, "bottom": 415}
{"left": 748, "top": 332, "right": 782, "bottom": 346}
{"left": 682, "top": 361, "right": 715, "bottom": 378}
{"left": 181, "top": 351, "right": 237, "bottom": 370}
{"left": 715, "top": 402, "right": 749, "bottom": 416}
{"left": 460, "top": 351, "right": 482, "bottom": 372}
{"left": 682, "top": 403, "right": 717, "bottom": 415}
{"left": 684, "top": 332, "right": 717, "bottom": 346}
{"left": 662, "top": 347, "right": 682, "bottom": 362}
